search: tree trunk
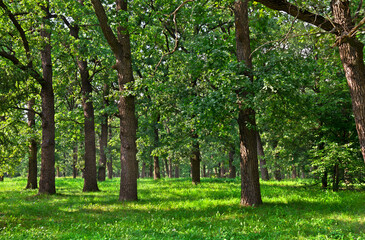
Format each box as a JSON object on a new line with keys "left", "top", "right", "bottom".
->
{"left": 202, "top": 164, "right": 207, "bottom": 178}
{"left": 80, "top": 59, "right": 99, "bottom": 192}
{"left": 332, "top": 163, "right": 340, "bottom": 192}
{"left": 322, "top": 169, "right": 328, "bottom": 189}
{"left": 228, "top": 147, "right": 236, "bottom": 178}
{"left": 91, "top": 0, "right": 138, "bottom": 201}
{"left": 153, "top": 114, "right": 160, "bottom": 180}
{"left": 164, "top": 158, "right": 169, "bottom": 178}
{"left": 174, "top": 164, "right": 180, "bottom": 178}
{"left": 291, "top": 165, "right": 297, "bottom": 179}
{"left": 0, "top": 175, "right": 3, "bottom": 181}
{"left": 168, "top": 157, "right": 173, "bottom": 178}
{"left": 98, "top": 85, "right": 109, "bottom": 182}
{"left": 235, "top": 0, "right": 262, "bottom": 206}
{"left": 141, "top": 162, "right": 146, "bottom": 178}
{"left": 72, "top": 145, "right": 78, "bottom": 178}
{"left": 331, "top": 1, "right": 365, "bottom": 164}
{"left": 257, "top": 133, "right": 269, "bottom": 180}
{"left": 26, "top": 99, "right": 38, "bottom": 189}
{"left": 191, "top": 135, "right": 201, "bottom": 184}
{"left": 107, "top": 122, "right": 113, "bottom": 179}
{"left": 38, "top": 19, "right": 56, "bottom": 195}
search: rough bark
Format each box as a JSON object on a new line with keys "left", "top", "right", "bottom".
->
{"left": 80, "top": 59, "right": 99, "bottom": 192}
{"left": 38, "top": 19, "right": 56, "bottom": 195}
{"left": 26, "top": 99, "right": 38, "bottom": 189}
{"left": 91, "top": 0, "right": 138, "bottom": 200}
{"left": 257, "top": 133, "right": 269, "bottom": 180}
{"left": 98, "top": 84, "right": 109, "bottom": 182}
{"left": 235, "top": 0, "right": 262, "bottom": 206}
{"left": 190, "top": 134, "right": 201, "bottom": 184}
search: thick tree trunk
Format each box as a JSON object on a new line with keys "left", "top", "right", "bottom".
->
{"left": 257, "top": 133, "right": 270, "bottom": 180}
{"left": 235, "top": 0, "right": 262, "bottom": 206}
{"left": 107, "top": 123, "right": 113, "bottom": 179}
{"left": 80, "top": 60, "right": 99, "bottom": 192}
{"left": 91, "top": 0, "right": 138, "bottom": 201}
{"left": 72, "top": 145, "right": 78, "bottom": 178}
{"left": 98, "top": 84, "right": 109, "bottom": 182}
{"left": 38, "top": 22, "right": 56, "bottom": 195}
{"left": 26, "top": 99, "right": 38, "bottom": 189}
{"left": 190, "top": 135, "right": 201, "bottom": 184}
{"left": 331, "top": 1, "right": 365, "bottom": 164}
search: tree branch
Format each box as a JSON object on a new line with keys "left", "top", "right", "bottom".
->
{"left": 254, "top": 0, "right": 336, "bottom": 33}
{"left": 10, "top": 106, "right": 42, "bottom": 117}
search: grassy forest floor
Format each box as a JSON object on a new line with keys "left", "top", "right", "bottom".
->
{"left": 0, "top": 177, "right": 364, "bottom": 240}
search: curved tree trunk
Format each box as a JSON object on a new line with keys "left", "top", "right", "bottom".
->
{"left": 234, "top": 0, "right": 262, "bottom": 206}
{"left": 26, "top": 98, "right": 38, "bottom": 189}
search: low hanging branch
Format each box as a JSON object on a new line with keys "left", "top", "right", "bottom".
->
{"left": 154, "top": 0, "right": 194, "bottom": 72}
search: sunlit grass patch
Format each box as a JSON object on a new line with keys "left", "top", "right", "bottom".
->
{"left": 0, "top": 177, "right": 364, "bottom": 239}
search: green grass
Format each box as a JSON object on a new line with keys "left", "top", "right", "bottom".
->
{"left": 0, "top": 177, "right": 364, "bottom": 240}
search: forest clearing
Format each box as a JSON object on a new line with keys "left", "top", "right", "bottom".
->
{"left": 1, "top": 177, "right": 364, "bottom": 240}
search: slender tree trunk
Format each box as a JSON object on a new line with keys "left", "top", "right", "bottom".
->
{"left": 107, "top": 122, "right": 113, "bottom": 179}
{"left": 174, "top": 164, "right": 180, "bottom": 178}
{"left": 26, "top": 99, "right": 38, "bottom": 189}
{"left": 72, "top": 145, "right": 78, "bottom": 178}
{"left": 257, "top": 133, "right": 269, "bottom": 180}
{"left": 80, "top": 59, "right": 99, "bottom": 192}
{"left": 153, "top": 114, "right": 160, "bottom": 180}
{"left": 98, "top": 84, "right": 109, "bottom": 182}
{"left": 164, "top": 158, "right": 168, "bottom": 178}
{"left": 0, "top": 176, "right": 3, "bottom": 181}
{"left": 228, "top": 147, "right": 236, "bottom": 178}
{"left": 322, "top": 169, "right": 328, "bottom": 189}
{"left": 332, "top": 163, "right": 340, "bottom": 192}
{"left": 191, "top": 134, "right": 201, "bottom": 184}
{"left": 38, "top": 17, "right": 56, "bottom": 195}
{"left": 202, "top": 164, "right": 207, "bottom": 178}
{"left": 141, "top": 162, "right": 146, "bottom": 178}
{"left": 291, "top": 165, "right": 297, "bottom": 179}
{"left": 235, "top": 0, "right": 262, "bottom": 206}
{"left": 168, "top": 157, "right": 173, "bottom": 178}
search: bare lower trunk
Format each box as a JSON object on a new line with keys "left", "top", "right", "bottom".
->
{"left": 238, "top": 109, "right": 262, "bottom": 206}
{"left": 80, "top": 60, "right": 99, "bottom": 192}
{"left": 26, "top": 99, "right": 37, "bottom": 189}
{"left": 98, "top": 84, "right": 109, "bottom": 182}
{"left": 141, "top": 162, "right": 146, "bottom": 178}
{"left": 322, "top": 169, "right": 328, "bottom": 189}
{"left": 153, "top": 114, "right": 160, "bottom": 180}
{"left": 332, "top": 163, "right": 340, "bottom": 192}
{"left": 38, "top": 21, "right": 56, "bottom": 195}
{"left": 191, "top": 135, "right": 201, "bottom": 184}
